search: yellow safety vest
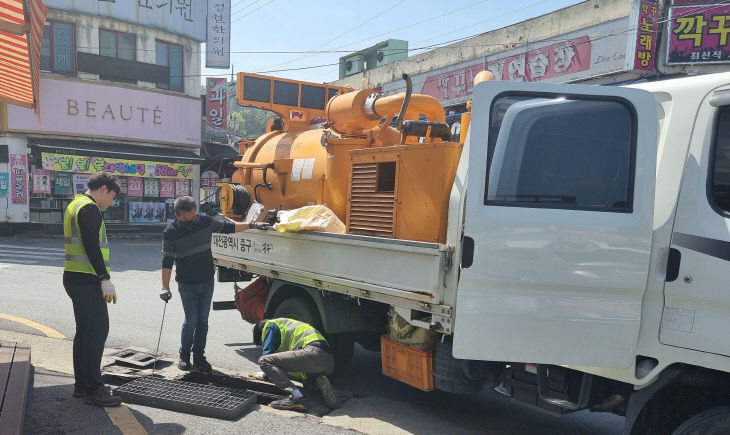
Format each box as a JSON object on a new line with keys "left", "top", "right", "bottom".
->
{"left": 262, "top": 318, "right": 327, "bottom": 381}
{"left": 64, "top": 194, "right": 110, "bottom": 275}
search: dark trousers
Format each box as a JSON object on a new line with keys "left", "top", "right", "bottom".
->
{"left": 259, "top": 345, "right": 335, "bottom": 393}
{"left": 178, "top": 278, "right": 214, "bottom": 356}
{"left": 64, "top": 280, "right": 109, "bottom": 393}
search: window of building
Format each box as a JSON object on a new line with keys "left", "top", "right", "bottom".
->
{"left": 485, "top": 95, "right": 634, "bottom": 212}
{"left": 710, "top": 107, "right": 730, "bottom": 213}
{"left": 99, "top": 29, "right": 136, "bottom": 61}
{"left": 155, "top": 40, "right": 184, "bottom": 92}
{"left": 40, "top": 21, "right": 75, "bottom": 73}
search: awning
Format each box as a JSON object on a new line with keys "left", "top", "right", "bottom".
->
{"left": 0, "top": 0, "right": 47, "bottom": 109}
{"left": 31, "top": 140, "right": 206, "bottom": 165}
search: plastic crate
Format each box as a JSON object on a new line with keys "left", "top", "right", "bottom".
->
{"left": 380, "top": 335, "right": 434, "bottom": 391}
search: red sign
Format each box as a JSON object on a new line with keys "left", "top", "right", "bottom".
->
{"left": 634, "top": 1, "right": 659, "bottom": 70}
{"left": 200, "top": 171, "right": 220, "bottom": 188}
{"left": 175, "top": 179, "right": 190, "bottom": 197}
{"left": 486, "top": 35, "right": 591, "bottom": 82}
{"left": 421, "top": 62, "right": 484, "bottom": 104}
{"left": 206, "top": 77, "right": 227, "bottom": 131}
{"left": 160, "top": 179, "right": 175, "bottom": 198}
{"left": 667, "top": 5, "right": 730, "bottom": 64}
{"left": 127, "top": 177, "right": 143, "bottom": 197}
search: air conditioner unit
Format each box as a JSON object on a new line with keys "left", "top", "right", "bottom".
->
{"left": 376, "top": 50, "right": 388, "bottom": 67}
{"left": 344, "top": 55, "right": 364, "bottom": 76}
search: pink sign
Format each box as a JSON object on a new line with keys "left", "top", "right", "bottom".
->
{"left": 667, "top": 5, "right": 730, "bottom": 64}
{"left": 32, "top": 169, "right": 52, "bottom": 194}
{"left": 486, "top": 35, "right": 591, "bottom": 82}
{"left": 206, "top": 78, "right": 227, "bottom": 131}
{"left": 634, "top": 1, "right": 659, "bottom": 70}
{"left": 175, "top": 179, "right": 190, "bottom": 197}
{"left": 10, "top": 154, "right": 27, "bottom": 204}
{"left": 6, "top": 77, "right": 201, "bottom": 145}
{"left": 127, "top": 177, "right": 144, "bottom": 197}
{"left": 421, "top": 62, "right": 485, "bottom": 104}
{"left": 160, "top": 179, "right": 175, "bottom": 198}
{"left": 200, "top": 171, "right": 220, "bottom": 188}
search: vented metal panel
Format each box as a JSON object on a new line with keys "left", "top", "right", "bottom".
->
{"left": 349, "top": 163, "right": 395, "bottom": 237}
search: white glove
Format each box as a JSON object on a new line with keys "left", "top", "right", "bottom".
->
{"left": 100, "top": 279, "right": 117, "bottom": 304}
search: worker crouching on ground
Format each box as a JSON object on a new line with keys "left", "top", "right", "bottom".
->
{"left": 253, "top": 318, "right": 338, "bottom": 412}
{"left": 161, "top": 196, "right": 269, "bottom": 374}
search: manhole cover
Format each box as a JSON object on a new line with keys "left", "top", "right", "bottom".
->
{"left": 115, "top": 376, "right": 257, "bottom": 420}
{"left": 109, "top": 347, "right": 160, "bottom": 367}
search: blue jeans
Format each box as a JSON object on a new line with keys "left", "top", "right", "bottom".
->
{"left": 178, "top": 278, "right": 214, "bottom": 356}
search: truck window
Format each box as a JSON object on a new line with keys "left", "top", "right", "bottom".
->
{"left": 711, "top": 107, "right": 730, "bottom": 213}
{"left": 485, "top": 95, "right": 634, "bottom": 213}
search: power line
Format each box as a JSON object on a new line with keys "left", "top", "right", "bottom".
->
{"left": 231, "top": 0, "right": 262, "bottom": 18}
{"left": 231, "top": 0, "right": 275, "bottom": 23}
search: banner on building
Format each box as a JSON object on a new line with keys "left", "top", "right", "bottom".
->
{"left": 144, "top": 178, "right": 160, "bottom": 197}
{"left": 41, "top": 152, "right": 195, "bottom": 179}
{"left": 0, "top": 173, "right": 8, "bottom": 197}
{"left": 54, "top": 172, "right": 72, "bottom": 195}
{"left": 634, "top": 0, "right": 659, "bottom": 70}
{"left": 206, "top": 78, "right": 228, "bottom": 132}
{"left": 175, "top": 179, "right": 191, "bottom": 197}
{"left": 32, "top": 169, "right": 52, "bottom": 194}
{"left": 72, "top": 173, "right": 91, "bottom": 195}
{"left": 668, "top": 5, "right": 730, "bottom": 64}
{"left": 160, "top": 179, "right": 176, "bottom": 198}
{"left": 129, "top": 202, "right": 166, "bottom": 223}
{"left": 127, "top": 177, "right": 144, "bottom": 197}
{"left": 206, "top": 0, "right": 231, "bottom": 68}
{"left": 118, "top": 177, "right": 128, "bottom": 194}
{"left": 10, "top": 154, "right": 27, "bottom": 205}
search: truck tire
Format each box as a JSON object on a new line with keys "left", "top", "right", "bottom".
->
{"left": 671, "top": 406, "right": 730, "bottom": 435}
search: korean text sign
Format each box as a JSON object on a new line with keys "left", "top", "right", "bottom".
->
{"left": 10, "top": 154, "right": 27, "bottom": 204}
{"left": 0, "top": 173, "right": 8, "bottom": 197}
{"left": 634, "top": 1, "right": 659, "bottom": 70}
{"left": 668, "top": 5, "right": 730, "bottom": 64}
{"left": 42, "top": 152, "right": 195, "bottom": 179}
{"left": 206, "top": 78, "right": 227, "bottom": 131}
{"left": 206, "top": 1, "right": 231, "bottom": 68}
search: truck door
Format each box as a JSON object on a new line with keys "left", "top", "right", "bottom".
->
{"left": 661, "top": 93, "right": 730, "bottom": 356}
{"left": 453, "top": 81, "right": 658, "bottom": 368}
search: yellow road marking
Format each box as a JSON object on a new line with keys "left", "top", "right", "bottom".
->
{"left": 106, "top": 404, "right": 149, "bottom": 435}
{"left": 0, "top": 313, "right": 65, "bottom": 339}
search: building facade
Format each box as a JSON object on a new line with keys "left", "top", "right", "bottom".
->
{"left": 0, "top": 1, "right": 205, "bottom": 228}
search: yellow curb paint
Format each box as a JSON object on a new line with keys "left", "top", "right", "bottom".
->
{"left": 0, "top": 313, "right": 66, "bottom": 339}
{"left": 105, "top": 404, "right": 149, "bottom": 435}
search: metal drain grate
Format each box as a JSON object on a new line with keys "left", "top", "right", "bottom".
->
{"left": 115, "top": 376, "right": 257, "bottom": 420}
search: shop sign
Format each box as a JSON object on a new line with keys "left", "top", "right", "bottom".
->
{"left": 206, "top": 78, "right": 227, "bottom": 131}
{"left": 420, "top": 62, "right": 485, "bottom": 105}
{"left": 129, "top": 202, "right": 166, "bottom": 223}
{"left": 144, "top": 178, "right": 160, "bottom": 197}
{"left": 127, "top": 177, "right": 144, "bottom": 197}
{"left": 43, "top": 0, "right": 205, "bottom": 41}
{"left": 160, "top": 179, "right": 176, "bottom": 198}
{"left": 175, "top": 179, "right": 190, "bottom": 197}
{"left": 200, "top": 171, "right": 220, "bottom": 188}
{"left": 54, "top": 172, "right": 72, "bottom": 195}
{"left": 32, "top": 169, "right": 52, "bottom": 194}
{"left": 206, "top": 1, "right": 231, "bottom": 68}
{"left": 7, "top": 78, "right": 201, "bottom": 146}
{"left": 0, "top": 173, "right": 8, "bottom": 197}
{"left": 72, "top": 173, "right": 91, "bottom": 195}
{"left": 667, "top": 5, "right": 730, "bottom": 64}
{"left": 41, "top": 152, "right": 195, "bottom": 180}
{"left": 634, "top": 1, "right": 659, "bottom": 70}
{"left": 118, "top": 177, "right": 127, "bottom": 194}
{"left": 10, "top": 154, "right": 27, "bottom": 205}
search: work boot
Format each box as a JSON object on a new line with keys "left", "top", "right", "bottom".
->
{"left": 315, "top": 374, "right": 338, "bottom": 409}
{"left": 270, "top": 394, "right": 307, "bottom": 413}
{"left": 178, "top": 353, "right": 191, "bottom": 371}
{"left": 84, "top": 386, "right": 121, "bottom": 407}
{"left": 72, "top": 386, "right": 86, "bottom": 398}
{"left": 193, "top": 354, "right": 212, "bottom": 374}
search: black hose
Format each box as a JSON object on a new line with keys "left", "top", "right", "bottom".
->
{"left": 231, "top": 184, "right": 251, "bottom": 215}
{"left": 253, "top": 164, "right": 275, "bottom": 203}
{"left": 397, "top": 73, "right": 413, "bottom": 143}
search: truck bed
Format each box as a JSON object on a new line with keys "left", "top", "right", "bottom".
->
{"left": 211, "top": 229, "right": 453, "bottom": 315}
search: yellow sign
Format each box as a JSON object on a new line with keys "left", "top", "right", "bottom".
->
{"left": 41, "top": 152, "right": 195, "bottom": 179}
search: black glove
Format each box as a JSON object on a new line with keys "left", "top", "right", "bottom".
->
{"left": 250, "top": 222, "right": 272, "bottom": 230}
{"left": 160, "top": 288, "right": 172, "bottom": 302}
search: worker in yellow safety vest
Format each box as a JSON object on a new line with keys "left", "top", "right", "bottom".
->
{"left": 62, "top": 172, "right": 122, "bottom": 407}
{"left": 253, "top": 318, "right": 338, "bottom": 412}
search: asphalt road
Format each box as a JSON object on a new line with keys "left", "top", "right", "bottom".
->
{"left": 0, "top": 235, "right": 625, "bottom": 434}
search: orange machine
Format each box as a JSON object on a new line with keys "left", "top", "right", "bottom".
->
{"left": 219, "top": 72, "right": 492, "bottom": 243}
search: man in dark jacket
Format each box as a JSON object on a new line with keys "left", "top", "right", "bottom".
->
{"left": 63, "top": 172, "right": 121, "bottom": 406}
{"left": 161, "top": 196, "right": 268, "bottom": 373}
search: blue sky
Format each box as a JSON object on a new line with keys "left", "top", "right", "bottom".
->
{"left": 200, "top": 0, "right": 585, "bottom": 85}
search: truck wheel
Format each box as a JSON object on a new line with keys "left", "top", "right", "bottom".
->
{"left": 272, "top": 297, "right": 322, "bottom": 330}
{"left": 672, "top": 407, "right": 730, "bottom": 435}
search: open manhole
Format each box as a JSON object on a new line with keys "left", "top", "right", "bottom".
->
{"left": 109, "top": 347, "right": 160, "bottom": 367}
{"left": 115, "top": 376, "right": 257, "bottom": 420}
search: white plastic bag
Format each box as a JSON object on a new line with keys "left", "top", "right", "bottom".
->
{"left": 274, "top": 205, "right": 345, "bottom": 233}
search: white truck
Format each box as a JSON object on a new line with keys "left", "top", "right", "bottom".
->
{"left": 212, "top": 72, "right": 730, "bottom": 434}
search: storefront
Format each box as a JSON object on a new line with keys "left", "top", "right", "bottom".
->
{"left": 1, "top": 76, "right": 203, "bottom": 226}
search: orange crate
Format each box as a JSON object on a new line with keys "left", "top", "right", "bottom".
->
{"left": 380, "top": 335, "right": 434, "bottom": 391}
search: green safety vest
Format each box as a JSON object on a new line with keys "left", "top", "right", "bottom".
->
{"left": 64, "top": 194, "right": 110, "bottom": 275}
{"left": 262, "top": 318, "right": 327, "bottom": 381}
